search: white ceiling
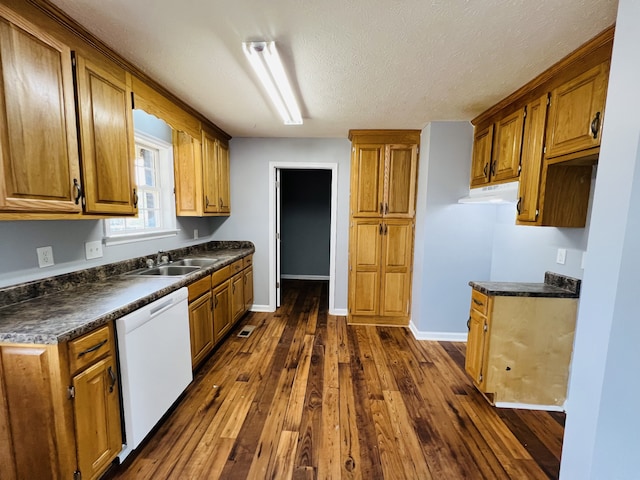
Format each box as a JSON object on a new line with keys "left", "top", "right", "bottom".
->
{"left": 49, "top": 0, "right": 618, "bottom": 139}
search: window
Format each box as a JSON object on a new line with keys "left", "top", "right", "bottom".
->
{"left": 104, "top": 133, "right": 177, "bottom": 244}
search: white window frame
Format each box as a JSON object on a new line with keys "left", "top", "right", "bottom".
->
{"left": 103, "top": 132, "right": 178, "bottom": 246}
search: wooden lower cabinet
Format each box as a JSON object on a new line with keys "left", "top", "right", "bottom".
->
{"left": 188, "top": 285, "right": 214, "bottom": 369}
{"left": 187, "top": 255, "right": 253, "bottom": 370}
{"left": 465, "top": 289, "right": 578, "bottom": 407}
{"left": 213, "top": 281, "right": 231, "bottom": 340}
{"left": 0, "top": 323, "right": 122, "bottom": 480}
{"left": 349, "top": 218, "right": 414, "bottom": 325}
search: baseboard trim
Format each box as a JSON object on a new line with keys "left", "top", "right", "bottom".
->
{"left": 494, "top": 401, "right": 565, "bottom": 412}
{"left": 280, "top": 274, "right": 330, "bottom": 281}
{"left": 409, "top": 321, "right": 467, "bottom": 342}
{"left": 249, "top": 304, "right": 275, "bottom": 313}
{"left": 330, "top": 308, "right": 348, "bottom": 316}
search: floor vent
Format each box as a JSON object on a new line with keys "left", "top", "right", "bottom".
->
{"left": 237, "top": 325, "right": 256, "bottom": 338}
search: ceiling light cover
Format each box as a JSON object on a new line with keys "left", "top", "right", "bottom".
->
{"left": 243, "top": 41, "right": 302, "bottom": 125}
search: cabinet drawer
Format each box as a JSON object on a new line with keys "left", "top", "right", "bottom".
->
{"left": 211, "top": 265, "right": 230, "bottom": 287}
{"left": 243, "top": 255, "right": 253, "bottom": 269}
{"left": 188, "top": 275, "right": 211, "bottom": 302}
{"left": 68, "top": 324, "right": 112, "bottom": 375}
{"left": 470, "top": 290, "right": 489, "bottom": 316}
{"left": 230, "top": 259, "right": 243, "bottom": 275}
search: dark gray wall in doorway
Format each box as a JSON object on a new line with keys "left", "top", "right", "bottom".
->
{"left": 281, "top": 169, "right": 331, "bottom": 277}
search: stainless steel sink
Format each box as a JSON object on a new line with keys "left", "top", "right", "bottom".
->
{"left": 131, "top": 265, "right": 201, "bottom": 276}
{"left": 171, "top": 258, "right": 217, "bottom": 267}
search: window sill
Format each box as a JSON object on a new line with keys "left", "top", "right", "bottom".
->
{"left": 104, "top": 229, "right": 180, "bottom": 246}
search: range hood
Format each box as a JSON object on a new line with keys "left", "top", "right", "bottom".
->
{"left": 458, "top": 181, "right": 519, "bottom": 204}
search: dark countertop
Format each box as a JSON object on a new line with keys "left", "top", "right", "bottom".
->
{"left": 469, "top": 272, "right": 581, "bottom": 298}
{"left": 0, "top": 241, "right": 254, "bottom": 345}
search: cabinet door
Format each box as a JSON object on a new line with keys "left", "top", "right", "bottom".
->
{"left": 379, "top": 220, "right": 413, "bottom": 318}
{"left": 243, "top": 266, "right": 254, "bottom": 312}
{"left": 202, "top": 131, "right": 220, "bottom": 213}
{"left": 351, "top": 144, "right": 385, "bottom": 217}
{"left": 230, "top": 273, "right": 245, "bottom": 323}
{"left": 517, "top": 94, "right": 549, "bottom": 224}
{"left": 213, "top": 280, "right": 231, "bottom": 341}
{"left": 470, "top": 125, "right": 493, "bottom": 187}
{"left": 217, "top": 141, "right": 231, "bottom": 214}
{"left": 188, "top": 292, "right": 214, "bottom": 368}
{"left": 385, "top": 144, "right": 418, "bottom": 217}
{"left": 545, "top": 62, "right": 609, "bottom": 158}
{"left": 491, "top": 109, "right": 525, "bottom": 182}
{"left": 173, "top": 131, "right": 203, "bottom": 216}
{"left": 465, "top": 308, "right": 488, "bottom": 387}
{"left": 75, "top": 55, "right": 136, "bottom": 215}
{"left": 0, "top": 6, "right": 81, "bottom": 214}
{"left": 73, "top": 355, "right": 122, "bottom": 480}
{"left": 349, "top": 219, "right": 382, "bottom": 316}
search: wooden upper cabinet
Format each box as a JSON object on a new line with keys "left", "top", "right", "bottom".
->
{"left": 217, "top": 141, "right": 231, "bottom": 214}
{"left": 202, "top": 130, "right": 231, "bottom": 215}
{"left": 173, "top": 130, "right": 203, "bottom": 216}
{"left": 75, "top": 54, "right": 137, "bottom": 215}
{"left": 0, "top": 5, "right": 81, "bottom": 214}
{"left": 517, "top": 94, "right": 549, "bottom": 224}
{"left": 202, "top": 131, "right": 220, "bottom": 213}
{"left": 470, "top": 125, "right": 493, "bottom": 187}
{"left": 387, "top": 144, "right": 418, "bottom": 217}
{"left": 491, "top": 109, "right": 525, "bottom": 182}
{"left": 351, "top": 142, "right": 418, "bottom": 218}
{"left": 351, "top": 144, "right": 385, "bottom": 217}
{"left": 545, "top": 62, "right": 609, "bottom": 159}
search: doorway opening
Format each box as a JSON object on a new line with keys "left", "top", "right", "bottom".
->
{"left": 268, "top": 162, "right": 338, "bottom": 313}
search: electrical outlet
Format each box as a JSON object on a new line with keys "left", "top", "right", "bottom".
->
{"left": 194, "top": 229, "right": 199, "bottom": 240}
{"left": 85, "top": 240, "right": 103, "bottom": 260}
{"left": 556, "top": 248, "right": 567, "bottom": 265}
{"left": 37, "top": 246, "right": 54, "bottom": 268}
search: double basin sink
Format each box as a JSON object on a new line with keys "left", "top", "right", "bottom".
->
{"left": 129, "top": 258, "right": 217, "bottom": 277}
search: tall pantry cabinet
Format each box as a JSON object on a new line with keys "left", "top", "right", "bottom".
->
{"left": 348, "top": 130, "right": 420, "bottom": 326}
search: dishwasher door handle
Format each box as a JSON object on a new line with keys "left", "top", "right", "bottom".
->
{"left": 150, "top": 298, "right": 175, "bottom": 318}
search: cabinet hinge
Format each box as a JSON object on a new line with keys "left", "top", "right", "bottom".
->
{"left": 517, "top": 164, "right": 522, "bottom": 175}
{"left": 68, "top": 386, "right": 75, "bottom": 399}
{"left": 131, "top": 91, "right": 135, "bottom": 110}
{"left": 74, "top": 470, "right": 82, "bottom": 480}
{"left": 479, "top": 373, "right": 483, "bottom": 383}
{"left": 352, "top": 147, "right": 356, "bottom": 153}
{"left": 483, "top": 323, "right": 488, "bottom": 332}
{"left": 523, "top": 106, "right": 527, "bottom": 118}
{"left": 71, "top": 51, "right": 76, "bottom": 68}
{"left": 275, "top": 181, "right": 281, "bottom": 188}
{"left": 535, "top": 209, "right": 540, "bottom": 219}
{"left": 546, "top": 94, "right": 551, "bottom": 106}
{"left": 543, "top": 146, "right": 547, "bottom": 154}
{"left": 276, "top": 282, "right": 280, "bottom": 288}
{"left": 276, "top": 232, "right": 280, "bottom": 240}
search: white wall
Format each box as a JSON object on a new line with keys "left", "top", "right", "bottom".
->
{"left": 560, "top": 0, "right": 640, "bottom": 477}
{"left": 411, "top": 122, "right": 495, "bottom": 338}
{"left": 213, "top": 137, "right": 351, "bottom": 310}
{"left": 490, "top": 202, "right": 589, "bottom": 282}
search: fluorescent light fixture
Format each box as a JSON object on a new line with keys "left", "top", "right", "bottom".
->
{"left": 243, "top": 41, "right": 303, "bottom": 125}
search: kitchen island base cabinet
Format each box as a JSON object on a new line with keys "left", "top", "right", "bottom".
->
{"left": 465, "top": 290, "right": 578, "bottom": 408}
{"left": 0, "top": 323, "right": 122, "bottom": 480}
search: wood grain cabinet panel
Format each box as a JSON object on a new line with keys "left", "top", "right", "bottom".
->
{"left": 0, "top": 5, "right": 81, "bottom": 214}
{"left": 470, "top": 125, "right": 493, "bottom": 187}
{"left": 75, "top": 54, "right": 137, "bottom": 215}
{"left": 491, "top": 109, "right": 525, "bottom": 182}
{"left": 213, "top": 280, "right": 232, "bottom": 341}
{"left": 243, "top": 266, "right": 254, "bottom": 311}
{"left": 173, "top": 130, "right": 203, "bottom": 216}
{"left": 545, "top": 62, "right": 609, "bottom": 159}
{"left": 231, "top": 272, "right": 245, "bottom": 323}
{"left": 348, "top": 130, "right": 419, "bottom": 326}
{"left": 0, "top": 322, "right": 122, "bottom": 480}
{"left": 188, "top": 290, "right": 214, "bottom": 369}
{"left": 516, "top": 94, "right": 549, "bottom": 224}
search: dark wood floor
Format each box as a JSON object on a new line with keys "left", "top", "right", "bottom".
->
{"left": 109, "top": 280, "right": 564, "bottom": 479}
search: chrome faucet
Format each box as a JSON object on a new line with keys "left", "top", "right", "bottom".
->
{"left": 156, "top": 251, "right": 172, "bottom": 265}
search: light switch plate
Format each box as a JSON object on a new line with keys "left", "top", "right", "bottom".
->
{"left": 37, "top": 246, "right": 54, "bottom": 268}
{"left": 85, "top": 240, "right": 103, "bottom": 260}
{"left": 556, "top": 248, "right": 567, "bottom": 265}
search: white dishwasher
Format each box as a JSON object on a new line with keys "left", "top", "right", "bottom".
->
{"left": 115, "top": 287, "right": 192, "bottom": 461}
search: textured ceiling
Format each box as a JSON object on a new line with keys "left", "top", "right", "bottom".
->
{"left": 49, "top": 0, "right": 618, "bottom": 138}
